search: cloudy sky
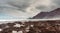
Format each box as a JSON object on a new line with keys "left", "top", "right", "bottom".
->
{"left": 0, "top": 0, "right": 60, "bottom": 19}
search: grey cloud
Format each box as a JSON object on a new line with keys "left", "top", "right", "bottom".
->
{"left": 1, "top": 0, "right": 60, "bottom": 12}
{"left": 35, "top": 0, "right": 60, "bottom": 12}
{"left": 7, "top": 0, "right": 32, "bottom": 9}
{"left": 52, "top": 0, "right": 60, "bottom": 6}
{"left": 0, "top": 0, "right": 60, "bottom": 19}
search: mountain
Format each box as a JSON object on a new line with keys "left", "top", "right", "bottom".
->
{"left": 32, "top": 8, "right": 60, "bottom": 19}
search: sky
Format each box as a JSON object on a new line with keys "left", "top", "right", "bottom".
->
{"left": 0, "top": 0, "right": 60, "bottom": 19}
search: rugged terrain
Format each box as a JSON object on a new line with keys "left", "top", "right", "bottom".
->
{"left": 32, "top": 8, "right": 60, "bottom": 19}
{"left": 0, "top": 21, "right": 60, "bottom": 33}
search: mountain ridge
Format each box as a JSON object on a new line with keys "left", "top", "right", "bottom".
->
{"left": 32, "top": 8, "right": 60, "bottom": 19}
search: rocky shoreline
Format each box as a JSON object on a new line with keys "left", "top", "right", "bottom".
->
{"left": 0, "top": 21, "right": 60, "bottom": 33}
